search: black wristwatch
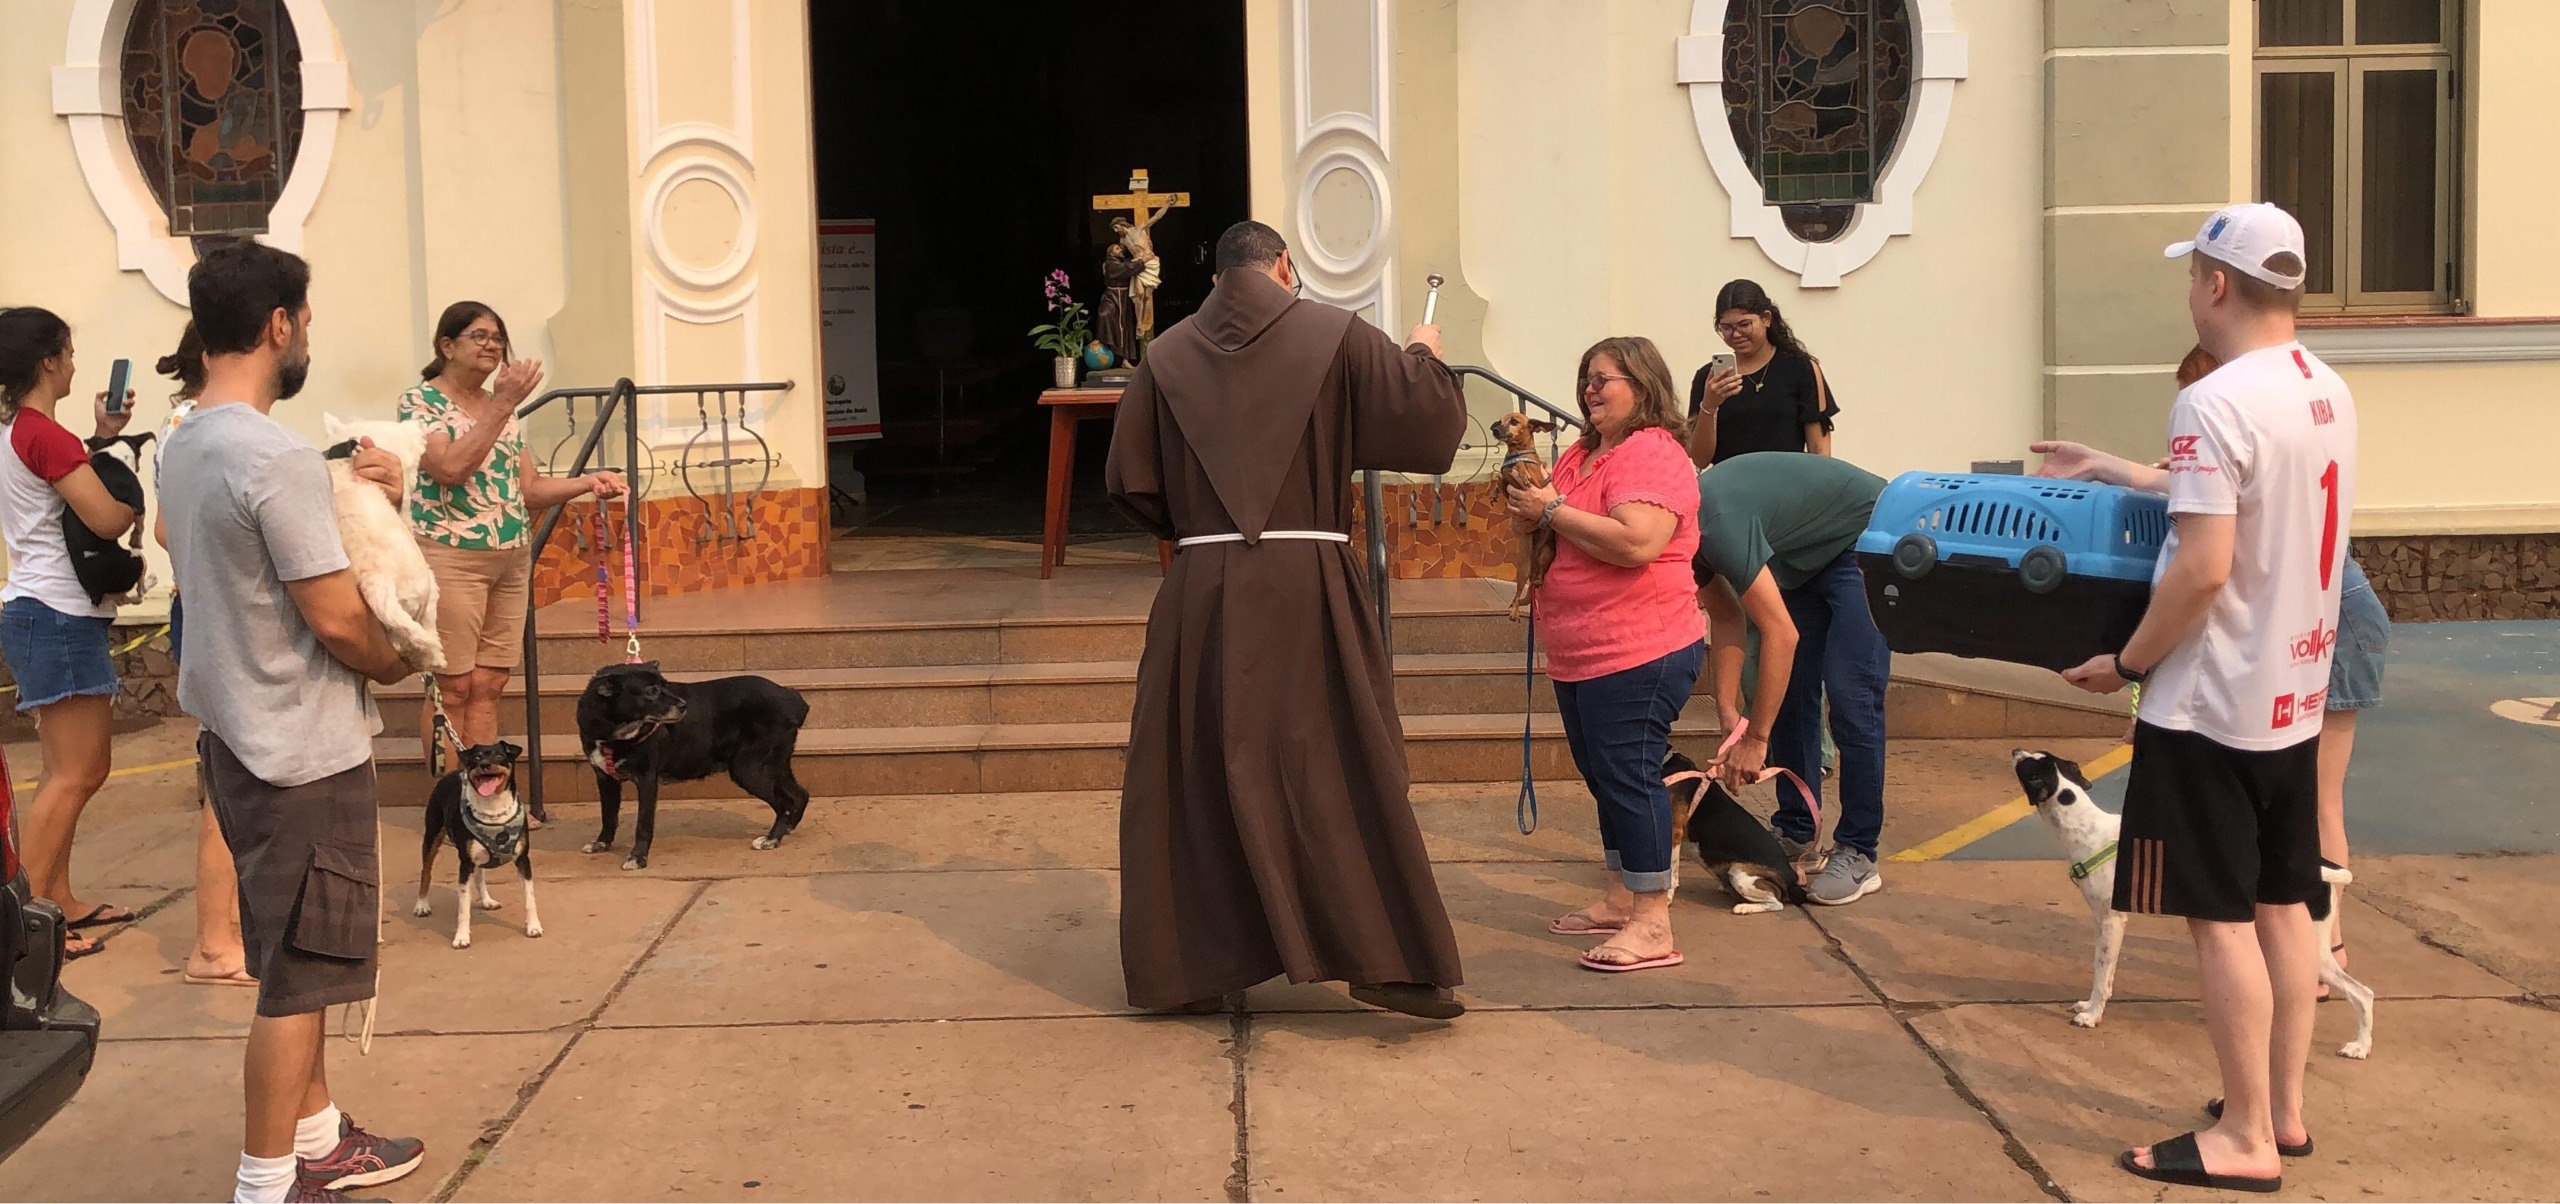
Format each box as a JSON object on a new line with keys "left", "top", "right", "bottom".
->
{"left": 2113, "top": 654, "right": 2148, "bottom": 684}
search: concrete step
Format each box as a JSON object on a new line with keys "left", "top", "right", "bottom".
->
{"left": 526, "top": 604, "right": 1531, "bottom": 674}
{"left": 375, "top": 653, "right": 1613, "bottom": 737}
{"left": 371, "top": 712, "right": 1725, "bottom": 805}
{"left": 375, "top": 654, "right": 2130, "bottom": 746}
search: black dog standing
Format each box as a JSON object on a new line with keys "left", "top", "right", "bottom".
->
{"left": 577, "top": 661, "right": 812, "bottom": 870}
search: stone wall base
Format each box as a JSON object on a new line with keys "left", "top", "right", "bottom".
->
{"left": 2352, "top": 534, "right": 2560, "bottom": 622}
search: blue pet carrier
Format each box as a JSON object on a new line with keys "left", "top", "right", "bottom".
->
{"left": 1853, "top": 473, "right": 2170, "bottom": 671}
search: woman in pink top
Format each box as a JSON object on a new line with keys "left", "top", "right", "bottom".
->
{"left": 1503, "top": 336, "right": 1703, "bottom": 974}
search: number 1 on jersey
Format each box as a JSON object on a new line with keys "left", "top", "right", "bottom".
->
{"left": 2319, "top": 460, "right": 2340, "bottom": 591}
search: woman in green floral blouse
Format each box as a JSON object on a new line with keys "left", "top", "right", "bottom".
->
{"left": 404, "top": 302, "right": 625, "bottom": 798}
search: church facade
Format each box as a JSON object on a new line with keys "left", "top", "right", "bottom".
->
{"left": 1, "top": 0, "right": 2551, "bottom": 618}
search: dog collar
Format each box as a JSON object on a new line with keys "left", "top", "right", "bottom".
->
{"left": 1501, "top": 451, "right": 1540, "bottom": 467}
{"left": 2070, "top": 841, "right": 2119, "bottom": 882}
{"left": 591, "top": 720, "right": 668, "bottom": 782}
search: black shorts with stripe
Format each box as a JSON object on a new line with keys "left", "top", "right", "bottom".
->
{"left": 2113, "top": 721, "right": 2323, "bottom": 923}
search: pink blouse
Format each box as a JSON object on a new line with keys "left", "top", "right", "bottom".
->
{"left": 1531, "top": 426, "right": 1704, "bottom": 683}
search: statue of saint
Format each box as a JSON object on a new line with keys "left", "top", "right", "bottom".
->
{"left": 1096, "top": 242, "right": 1142, "bottom": 367}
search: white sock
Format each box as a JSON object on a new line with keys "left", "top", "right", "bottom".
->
{"left": 295, "top": 1103, "right": 344, "bottom": 1161}
{"left": 234, "top": 1151, "right": 296, "bottom": 1204}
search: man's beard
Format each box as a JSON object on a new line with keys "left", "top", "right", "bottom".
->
{"left": 276, "top": 351, "right": 310, "bottom": 400}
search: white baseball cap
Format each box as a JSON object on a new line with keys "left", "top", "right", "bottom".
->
{"left": 2164, "top": 202, "right": 2309, "bottom": 290}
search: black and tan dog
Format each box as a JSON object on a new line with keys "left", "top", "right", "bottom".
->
{"left": 414, "top": 741, "right": 539, "bottom": 949}
{"left": 1490, "top": 412, "right": 1559, "bottom": 620}
{"left": 1664, "top": 749, "right": 1809, "bottom": 914}
{"left": 578, "top": 662, "right": 812, "bottom": 871}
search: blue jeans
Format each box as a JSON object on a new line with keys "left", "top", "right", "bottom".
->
{"left": 1770, "top": 554, "right": 1890, "bottom": 858}
{"left": 2328, "top": 559, "right": 2387, "bottom": 711}
{"left": 1553, "top": 640, "right": 1705, "bottom": 892}
{"left": 0, "top": 597, "right": 118, "bottom": 712}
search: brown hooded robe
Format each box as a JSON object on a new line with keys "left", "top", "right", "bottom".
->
{"left": 1104, "top": 269, "right": 1469, "bottom": 1009}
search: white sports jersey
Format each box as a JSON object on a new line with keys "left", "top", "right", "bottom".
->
{"left": 2137, "top": 342, "right": 2358, "bottom": 751}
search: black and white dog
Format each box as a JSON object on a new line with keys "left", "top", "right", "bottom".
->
{"left": 66, "top": 433, "right": 152, "bottom": 605}
{"left": 414, "top": 741, "right": 541, "bottom": 949}
{"left": 578, "top": 662, "right": 812, "bottom": 871}
{"left": 1665, "top": 749, "right": 1808, "bottom": 915}
{"left": 2011, "top": 749, "right": 2374, "bottom": 1057}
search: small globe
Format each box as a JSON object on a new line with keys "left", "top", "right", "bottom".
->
{"left": 1081, "top": 342, "right": 1118, "bottom": 370}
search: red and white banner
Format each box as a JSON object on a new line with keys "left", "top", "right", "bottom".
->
{"left": 819, "top": 220, "right": 881, "bottom": 442}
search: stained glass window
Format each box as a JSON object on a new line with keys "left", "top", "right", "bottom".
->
{"left": 1721, "top": 0, "right": 1914, "bottom": 243}
{"left": 120, "top": 0, "right": 304, "bottom": 243}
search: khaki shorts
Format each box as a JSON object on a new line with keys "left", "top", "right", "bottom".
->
{"left": 419, "top": 538, "right": 532, "bottom": 672}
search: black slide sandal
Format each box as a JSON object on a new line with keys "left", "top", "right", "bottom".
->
{"left": 2119, "top": 1131, "right": 2282, "bottom": 1193}
{"left": 2205, "top": 1097, "right": 2315, "bottom": 1156}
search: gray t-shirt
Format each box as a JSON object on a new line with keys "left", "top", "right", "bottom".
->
{"left": 161, "top": 403, "right": 380, "bottom": 787}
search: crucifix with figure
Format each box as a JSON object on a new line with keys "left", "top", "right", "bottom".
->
{"left": 1093, "top": 169, "right": 1188, "bottom": 359}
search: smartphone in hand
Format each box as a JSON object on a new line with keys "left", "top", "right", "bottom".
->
{"left": 104, "top": 358, "right": 132, "bottom": 416}
{"left": 1709, "top": 352, "right": 1738, "bottom": 380}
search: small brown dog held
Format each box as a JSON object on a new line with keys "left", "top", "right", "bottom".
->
{"left": 1490, "top": 412, "right": 1559, "bottom": 620}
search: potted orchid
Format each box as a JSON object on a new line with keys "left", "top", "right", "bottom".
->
{"left": 1029, "top": 269, "right": 1092, "bottom": 388}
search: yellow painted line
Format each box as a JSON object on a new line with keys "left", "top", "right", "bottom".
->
{"left": 1888, "top": 743, "right": 2134, "bottom": 864}
{"left": 11, "top": 756, "right": 198, "bottom": 794}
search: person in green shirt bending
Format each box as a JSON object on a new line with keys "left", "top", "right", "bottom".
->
{"left": 1691, "top": 451, "right": 1890, "bottom": 905}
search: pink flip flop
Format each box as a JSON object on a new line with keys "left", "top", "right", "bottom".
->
{"left": 1577, "top": 948, "right": 1685, "bottom": 973}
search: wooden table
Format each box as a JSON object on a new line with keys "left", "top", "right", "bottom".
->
{"left": 1039, "top": 386, "right": 1173, "bottom": 579}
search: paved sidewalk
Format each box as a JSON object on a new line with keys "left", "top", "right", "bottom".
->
{"left": 7, "top": 724, "right": 2556, "bottom": 1201}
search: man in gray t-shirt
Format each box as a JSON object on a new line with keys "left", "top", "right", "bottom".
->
{"left": 161, "top": 403, "right": 382, "bottom": 786}
{"left": 174, "top": 241, "right": 430, "bottom": 1204}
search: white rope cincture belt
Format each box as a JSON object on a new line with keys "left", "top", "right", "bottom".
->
{"left": 1174, "top": 530, "right": 1352, "bottom": 548}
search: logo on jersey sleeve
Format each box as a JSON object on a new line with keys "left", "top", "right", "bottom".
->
{"left": 2170, "top": 435, "right": 2202, "bottom": 462}
{"left": 2310, "top": 397, "right": 2335, "bottom": 425}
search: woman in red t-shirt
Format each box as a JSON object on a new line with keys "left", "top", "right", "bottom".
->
{"left": 0, "top": 307, "right": 140, "bottom": 960}
{"left": 1503, "top": 336, "right": 1704, "bottom": 974}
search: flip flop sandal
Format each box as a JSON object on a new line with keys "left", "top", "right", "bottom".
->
{"left": 182, "top": 969, "right": 260, "bottom": 988}
{"left": 2204, "top": 1098, "right": 2314, "bottom": 1157}
{"left": 1548, "top": 912, "right": 1623, "bottom": 936}
{"left": 2118, "top": 1131, "right": 2281, "bottom": 1193}
{"left": 63, "top": 935, "right": 100, "bottom": 961}
{"left": 66, "top": 904, "right": 135, "bottom": 930}
{"left": 1577, "top": 947, "right": 1684, "bottom": 973}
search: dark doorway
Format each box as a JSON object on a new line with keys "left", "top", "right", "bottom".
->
{"left": 809, "top": 0, "right": 1251, "bottom": 550}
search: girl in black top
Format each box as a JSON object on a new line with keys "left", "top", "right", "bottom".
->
{"left": 1686, "top": 278, "right": 1840, "bottom": 468}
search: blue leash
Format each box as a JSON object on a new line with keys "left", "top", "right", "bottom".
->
{"left": 1517, "top": 607, "right": 1539, "bottom": 835}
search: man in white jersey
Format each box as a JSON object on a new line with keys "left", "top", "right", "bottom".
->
{"left": 2059, "top": 202, "right": 2357, "bottom": 1194}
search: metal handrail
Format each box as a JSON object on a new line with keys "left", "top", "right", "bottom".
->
{"left": 513, "top": 377, "right": 792, "bottom": 818}
{"left": 1360, "top": 365, "right": 1578, "bottom": 655}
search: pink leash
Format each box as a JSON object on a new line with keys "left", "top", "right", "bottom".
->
{"left": 591, "top": 494, "right": 645, "bottom": 664}
{"left": 617, "top": 492, "right": 643, "bottom": 663}
{"left": 1692, "top": 718, "right": 1828, "bottom": 885}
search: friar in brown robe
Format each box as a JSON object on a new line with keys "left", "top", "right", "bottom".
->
{"left": 1105, "top": 220, "right": 1469, "bottom": 1019}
